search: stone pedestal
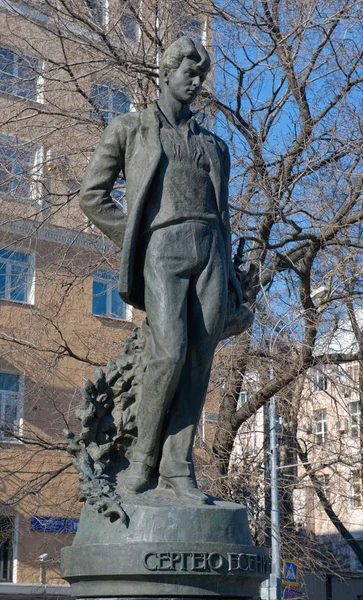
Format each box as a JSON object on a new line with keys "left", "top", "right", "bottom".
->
{"left": 61, "top": 496, "right": 269, "bottom": 599}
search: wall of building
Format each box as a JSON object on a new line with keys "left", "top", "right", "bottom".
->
{"left": 301, "top": 573, "right": 363, "bottom": 600}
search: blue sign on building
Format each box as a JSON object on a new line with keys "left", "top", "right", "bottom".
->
{"left": 31, "top": 516, "right": 79, "bottom": 533}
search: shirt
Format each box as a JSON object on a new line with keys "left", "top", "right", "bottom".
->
{"left": 142, "top": 106, "right": 219, "bottom": 233}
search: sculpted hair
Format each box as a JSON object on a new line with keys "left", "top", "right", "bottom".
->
{"left": 160, "top": 37, "right": 211, "bottom": 76}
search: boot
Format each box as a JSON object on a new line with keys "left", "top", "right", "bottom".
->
{"left": 158, "top": 475, "right": 208, "bottom": 504}
{"left": 122, "top": 461, "right": 153, "bottom": 493}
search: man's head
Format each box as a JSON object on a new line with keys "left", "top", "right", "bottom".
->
{"left": 160, "top": 37, "right": 211, "bottom": 105}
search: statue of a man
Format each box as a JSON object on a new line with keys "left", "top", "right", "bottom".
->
{"left": 79, "top": 37, "right": 242, "bottom": 504}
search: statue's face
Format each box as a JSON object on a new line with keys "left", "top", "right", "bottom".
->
{"left": 165, "top": 57, "right": 206, "bottom": 104}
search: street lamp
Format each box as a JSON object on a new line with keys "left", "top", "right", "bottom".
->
{"left": 268, "top": 326, "right": 283, "bottom": 600}
{"left": 261, "top": 317, "right": 288, "bottom": 600}
{"left": 269, "top": 397, "right": 282, "bottom": 600}
{"left": 262, "top": 285, "right": 327, "bottom": 600}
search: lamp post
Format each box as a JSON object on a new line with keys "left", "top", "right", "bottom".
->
{"left": 261, "top": 318, "right": 286, "bottom": 600}
{"left": 262, "top": 286, "right": 327, "bottom": 600}
{"left": 269, "top": 392, "right": 282, "bottom": 600}
{"left": 268, "top": 323, "right": 283, "bottom": 600}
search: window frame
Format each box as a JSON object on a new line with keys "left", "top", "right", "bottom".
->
{"left": 0, "top": 373, "right": 24, "bottom": 441}
{"left": 317, "top": 473, "right": 329, "bottom": 510}
{"left": 312, "top": 367, "right": 328, "bottom": 393}
{"left": 238, "top": 391, "right": 249, "bottom": 407}
{"left": 87, "top": 0, "right": 107, "bottom": 25}
{"left": 120, "top": 0, "right": 138, "bottom": 40}
{"left": 349, "top": 401, "right": 360, "bottom": 438}
{"left": 194, "top": 408, "right": 205, "bottom": 448}
{"left": 0, "top": 516, "right": 14, "bottom": 582}
{"left": 314, "top": 409, "right": 328, "bottom": 444}
{"left": 0, "top": 135, "right": 42, "bottom": 204}
{"left": 89, "top": 82, "right": 130, "bottom": 123}
{"left": 352, "top": 469, "right": 363, "bottom": 509}
{"left": 92, "top": 269, "right": 131, "bottom": 321}
{"left": 42, "top": 148, "right": 71, "bottom": 210}
{"left": 31, "top": 146, "right": 45, "bottom": 207}
{"left": 0, "top": 249, "right": 35, "bottom": 305}
{"left": 346, "top": 362, "right": 359, "bottom": 383}
{"left": 0, "top": 46, "right": 43, "bottom": 103}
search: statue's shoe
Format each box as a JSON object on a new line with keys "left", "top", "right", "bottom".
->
{"left": 122, "top": 462, "right": 153, "bottom": 493}
{"left": 158, "top": 475, "right": 208, "bottom": 505}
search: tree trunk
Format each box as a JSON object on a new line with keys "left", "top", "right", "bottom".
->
{"left": 295, "top": 438, "right": 363, "bottom": 567}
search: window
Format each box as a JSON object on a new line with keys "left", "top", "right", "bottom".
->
{"left": 194, "top": 410, "right": 205, "bottom": 448}
{"left": 312, "top": 367, "right": 327, "bottom": 392}
{"left": 87, "top": 0, "right": 105, "bottom": 25}
{"left": 0, "top": 137, "right": 37, "bottom": 200}
{"left": 0, "top": 373, "right": 22, "bottom": 439}
{"left": 0, "top": 517, "right": 13, "bottom": 581}
{"left": 317, "top": 473, "right": 329, "bottom": 509}
{"left": 238, "top": 391, "right": 248, "bottom": 407}
{"left": 111, "top": 176, "right": 126, "bottom": 211}
{"left": 0, "top": 250, "right": 34, "bottom": 304}
{"left": 120, "top": 1, "right": 137, "bottom": 39}
{"left": 314, "top": 409, "right": 328, "bottom": 444}
{"left": 352, "top": 469, "right": 363, "bottom": 508}
{"left": 90, "top": 83, "right": 130, "bottom": 123}
{"left": 92, "top": 269, "right": 126, "bottom": 319}
{"left": 347, "top": 363, "right": 359, "bottom": 383}
{"left": 349, "top": 401, "right": 360, "bottom": 438}
{"left": 177, "top": 18, "right": 204, "bottom": 44}
{"left": 0, "top": 47, "right": 40, "bottom": 101}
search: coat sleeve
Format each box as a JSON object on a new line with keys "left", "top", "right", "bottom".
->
{"left": 79, "top": 117, "right": 127, "bottom": 250}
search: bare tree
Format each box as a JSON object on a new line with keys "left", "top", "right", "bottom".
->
{"left": 1, "top": 0, "right": 363, "bottom": 581}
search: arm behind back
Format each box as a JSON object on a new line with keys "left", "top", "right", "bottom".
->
{"left": 79, "top": 117, "right": 127, "bottom": 250}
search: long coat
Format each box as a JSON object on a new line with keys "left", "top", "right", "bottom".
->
{"left": 79, "top": 104, "right": 233, "bottom": 311}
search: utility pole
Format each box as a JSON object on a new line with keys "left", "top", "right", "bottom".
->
{"left": 269, "top": 394, "right": 282, "bottom": 600}
{"left": 261, "top": 288, "right": 327, "bottom": 599}
{"left": 261, "top": 394, "right": 282, "bottom": 600}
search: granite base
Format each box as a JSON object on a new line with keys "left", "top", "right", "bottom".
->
{"left": 61, "top": 496, "right": 269, "bottom": 598}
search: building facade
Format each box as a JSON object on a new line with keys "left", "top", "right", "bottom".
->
{"left": 223, "top": 321, "right": 363, "bottom": 599}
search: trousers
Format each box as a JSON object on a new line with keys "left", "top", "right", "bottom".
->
{"left": 132, "top": 220, "right": 228, "bottom": 478}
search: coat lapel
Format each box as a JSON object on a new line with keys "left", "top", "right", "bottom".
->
{"left": 140, "top": 107, "right": 163, "bottom": 168}
{"left": 196, "top": 124, "right": 224, "bottom": 214}
{"left": 119, "top": 107, "right": 162, "bottom": 305}
{"left": 194, "top": 121, "right": 230, "bottom": 266}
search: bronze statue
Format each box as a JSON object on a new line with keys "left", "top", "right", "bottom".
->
{"left": 78, "top": 37, "right": 251, "bottom": 506}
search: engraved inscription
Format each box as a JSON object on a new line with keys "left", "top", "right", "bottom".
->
{"left": 227, "top": 552, "right": 270, "bottom": 573}
{"left": 142, "top": 551, "right": 270, "bottom": 575}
